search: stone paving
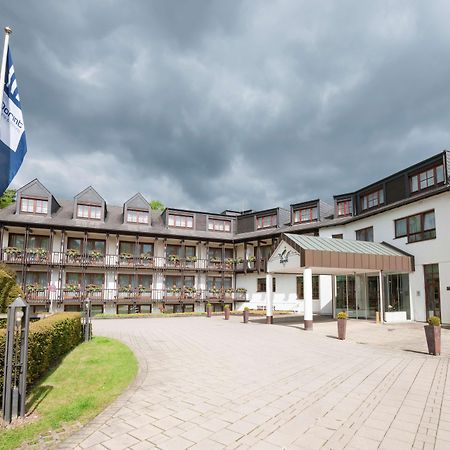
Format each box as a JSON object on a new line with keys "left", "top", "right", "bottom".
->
{"left": 59, "top": 316, "right": 450, "bottom": 449}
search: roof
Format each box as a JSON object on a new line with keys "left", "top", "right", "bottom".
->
{"left": 284, "top": 234, "right": 405, "bottom": 256}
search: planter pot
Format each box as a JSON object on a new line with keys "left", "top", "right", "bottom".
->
{"left": 424, "top": 325, "right": 441, "bottom": 356}
{"left": 224, "top": 309, "right": 230, "bottom": 320}
{"left": 337, "top": 318, "right": 347, "bottom": 340}
{"left": 243, "top": 310, "right": 249, "bottom": 323}
{"left": 206, "top": 306, "right": 212, "bottom": 318}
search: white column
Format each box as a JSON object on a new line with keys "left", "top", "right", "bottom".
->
{"left": 304, "top": 268, "right": 313, "bottom": 330}
{"left": 379, "top": 270, "right": 384, "bottom": 324}
{"left": 266, "top": 273, "right": 273, "bottom": 324}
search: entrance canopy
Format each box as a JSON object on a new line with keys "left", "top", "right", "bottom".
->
{"left": 267, "top": 233, "right": 414, "bottom": 274}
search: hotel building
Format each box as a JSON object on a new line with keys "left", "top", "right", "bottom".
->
{"left": 0, "top": 151, "right": 448, "bottom": 325}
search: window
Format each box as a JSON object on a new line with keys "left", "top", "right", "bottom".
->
{"left": 28, "top": 235, "right": 49, "bottom": 249}
{"left": 8, "top": 234, "right": 25, "bottom": 249}
{"left": 139, "top": 243, "right": 154, "bottom": 256}
{"left": 207, "top": 277, "right": 232, "bottom": 289}
{"left": 20, "top": 197, "right": 48, "bottom": 214}
{"left": 257, "top": 277, "right": 276, "bottom": 292}
{"left": 336, "top": 199, "right": 352, "bottom": 217}
{"left": 86, "top": 239, "right": 106, "bottom": 255}
{"left": 296, "top": 275, "right": 320, "bottom": 299}
{"left": 361, "top": 189, "right": 384, "bottom": 210}
{"left": 166, "top": 244, "right": 196, "bottom": 258}
{"left": 77, "top": 204, "right": 101, "bottom": 220}
{"left": 126, "top": 209, "right": 149, "bottom": 224}
{"left": 208, "top": 218, "right": 231, "bottom": 232}
{"left": 332, "top": 234, "right": 343, "bottom": 239}
{"left": 119, "top": 241, "right": 134, "bottom": 255}
{"left": 356, "top": 227, "right": 374, "bottom": 242}
{"left": 395, "top": 210, "right": 436, "bottom": 243}
{"left": 256, "top": 214, "right": 277, "bottom": 229}
{"left": 410, "top": 164, "right": 444, "bottom": 193}
{"left": 293, "top": 207, "right": 318, "bottom": 223}
{"left": 168, "top": 214, "right": 193, "bottom": 228}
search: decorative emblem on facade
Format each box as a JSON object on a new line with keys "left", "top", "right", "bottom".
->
{"left": 278, "top": 247, "right": 291, "bottom": 265}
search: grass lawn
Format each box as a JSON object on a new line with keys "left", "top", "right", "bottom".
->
{"left": 0, "top": 336, "right": 137, "bottom": 449}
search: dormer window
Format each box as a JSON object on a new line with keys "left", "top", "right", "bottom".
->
{"left": 208, "top": 218, "right": 231, "bottom": 232}
{"left": 256, "top": 214, "right": 277, "bottom": 229}
{"left": 20, "top": 197, "right": 48, "bottom": 214}
{"left": 127, "top": 210, "right": 149, "bottom": 224}
{"left": 168, "top": 213, "right": 193, "bottom": 228}
{"left": 77, "top": 204, "right": 101, "bottom": 220}
{"left": 293, "top": 206, "right": 318, "bottom": 224}
{"left": 410, "top": 164, "right": 444, "bottom": 193}
{"left": 336, "top": 199, "right": 352, "bottom": 217}
{"left": 361, "top": 188, "right": 384, "bottom": 211}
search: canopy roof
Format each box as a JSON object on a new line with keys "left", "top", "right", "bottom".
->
{"left": 268, "top": 234, "right": 414, "bottom": 274}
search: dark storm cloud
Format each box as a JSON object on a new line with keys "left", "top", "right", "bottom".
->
{"left": 3, "top": 1, "right": 450, "bottom": 211}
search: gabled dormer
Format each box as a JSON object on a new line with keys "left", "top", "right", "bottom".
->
{"left": 290, "top": 200, "right": 333, "bottom": 225}
{"left": 334, "top": 193, "right": 354, "bottom": 218}
{"left": 15, "top": 179, "right": 60, "bottom": 217}
{"left": 74, "top": 186, "right": 106, "bottom": 221}
{"left": 123, "top": 193, "right": 150, "bottom": 225}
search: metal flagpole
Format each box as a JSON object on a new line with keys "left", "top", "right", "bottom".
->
{"left": 0, "top": 27, "right": 12, "bottom": 93}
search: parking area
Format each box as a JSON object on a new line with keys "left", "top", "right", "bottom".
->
{"left": 60, "top": 316, "right": 450, "bottom": 449}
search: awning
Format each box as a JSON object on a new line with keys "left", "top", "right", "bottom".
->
{"left": 267, "top": 233, "right": 414, "bottom": 274}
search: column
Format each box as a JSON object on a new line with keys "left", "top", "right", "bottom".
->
{"left": 379, "top": 270, "right": 384, "bottom": 324}
{"left": 304, "top": 268, "right": 313, "bottom": 330}
{"left": 266, "top": 273, "right": 273, "bottom": 324}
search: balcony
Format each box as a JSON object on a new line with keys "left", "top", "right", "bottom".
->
{"left": 24, "top": 284, "right": 51, "bottom": 304}
{"left": 205, "top": 288, "right": 248, "bottom": 302}
{"left": 235, "top": 258, "right": 266, "bottom": 273}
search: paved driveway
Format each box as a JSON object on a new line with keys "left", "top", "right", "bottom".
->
{"left": 60, "top": 316, "right": 450, "bottom": 450}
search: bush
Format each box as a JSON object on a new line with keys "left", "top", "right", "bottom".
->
{"left": 337, "top": 311, "right": 348, "bottom": 319}
{"left": 0, "top": 313, "right": 83, "bottom": 398}
{"left": 0, "top": 269, "right": 23, "bottom": 313}
{"left": 428, "top": 316, "right": 441, "bottom": 326}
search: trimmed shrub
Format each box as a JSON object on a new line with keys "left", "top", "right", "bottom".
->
{"left": 0, "top": 269, "right": 23, "bottom": 313}
{"left": 0, "top": 313, "right": 83, "bottom": 398}
{"left": 428, "top": 315, "right": 441, "bottom": 326}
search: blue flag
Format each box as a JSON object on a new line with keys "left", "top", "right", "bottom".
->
{"left": 0, "top": 46, "right": 27, "bottom": 194}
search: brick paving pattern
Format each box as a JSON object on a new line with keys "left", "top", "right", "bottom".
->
{"left": 58, "top": 317, "right": 450, "bottom": 449}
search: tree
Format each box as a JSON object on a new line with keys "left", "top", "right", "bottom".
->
{"left": 149, "top": 200, "right": 165, "bottom": 211}
{"left": 0, "top": 268, "right": 22, "bottom": 313}
{"left": 0, "top": 189, "right": 16, "bottom": 209}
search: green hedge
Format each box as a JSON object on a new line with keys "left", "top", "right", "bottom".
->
{"left": 0, "top": 313, "right": 83, "bottom": 400}
{"left": 0, "top": 268, "right": 22, "bottom": 313}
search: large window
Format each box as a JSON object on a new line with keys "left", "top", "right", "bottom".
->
{"left": 168, "top": 214, "right": 193, "bottom": 228}
{"left": 293, "top": 207, "right": 318, "bottom": 223}
{"left": 296, "top": 275, "right": 320, "bottom": 299}
{"left": 361, "top": 189, "right": 384, "bottom": 210}
{"left": 410, "top": 164, "right": 444, "bottom": 193}
{"left": 256, "top": 214, "right": 277, "bottom": 229}
{"left": 336, "top": 199, "right": 352, "bottom": 217}
{"left": 28, "top": 235, "right": 49, "bottom": 249}
{"left": 126, "top": 209, "right": 149, "bottom": 224}
{"left": 207, "top": 277, "right": 232, "bottom": 289}
{"left": 208, "top": 247, "right": 233, "bottom": 261}
{"left": 77, "top": 204, "right": 101, "bottom": 220}
{"left": 166, "top": 244, "right": 196, "bottom": 258}
{"left": 208, "top": 218, "right": 231, "bottom": 232}
{"left": 67, "top": 238, "right": 106, "bottom": 254}
{"left": 395, "top": 210, "right": 436, "bottom": 243}
{"left": 20, "top": 197, "right": 48, "bottom": 214}
{"left": 257, "top": 277, "right": 276, "bottom": 292}
{"left": 356, "top": 227, "right": 374, "bottom": 242}
{"left": 8, "top": 234, "right": 25, "bottom": 249}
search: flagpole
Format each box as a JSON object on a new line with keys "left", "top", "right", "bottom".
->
{"left": 0, "top": 27, "right": 12, "bottom": 94}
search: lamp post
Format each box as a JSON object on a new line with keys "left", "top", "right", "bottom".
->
{"left": 2, "top": 297, "right": 30, "bottom": 423}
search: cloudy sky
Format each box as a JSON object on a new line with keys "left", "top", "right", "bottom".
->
{"left": 3, "top": 1, "right": 450, "bottom": 212}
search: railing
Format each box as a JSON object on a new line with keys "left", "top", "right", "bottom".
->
{"left": 24, "top": 287, "right": 51, "bottom": 304}
{"left": 1, "top": 248, "right": 266, "bottom": 274}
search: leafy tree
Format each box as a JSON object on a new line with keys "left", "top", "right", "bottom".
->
{"left": 0, "top": 189, "right": 16, "bottom": 209}
{"left": 149, "top": 200, "right": 165, "bottom": 211}
{"left": 0, "top": 268, "right": 22, "bottom": 313}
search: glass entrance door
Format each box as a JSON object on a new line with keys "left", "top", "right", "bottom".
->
{"left": 424, "top": 264, "right": 440, "bottom": 319}
{"left": 335, "top": 275, "right": 356, "bottom": 317}
{"left": 367, "top": 276, "right": 379, "bottom": 319}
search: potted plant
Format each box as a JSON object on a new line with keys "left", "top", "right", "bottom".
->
{"left": 4, "top": 246, "right": 22, "bottom": 260}
{"left": 64, "top": 283, "right": 80, "bottom": 293}
{"left": 168, "top": 286, "right": 181, "bottom": 296}
{"left": 210, "top": 256, "right": 222, "bottom": 267}
{"left": 26, "top": 283, "right": 44, "bottom": 296}
{"left": 184, "top": 286, "right": 196, "bottom": 298}
{"left": 140, "top": 252, "right": 153, "bottom": 260}
{"left": 425, "top": 316, "right": 441, "bottom": 356}
{"left": 224, "top": 304, "right": 231, "bottom": 320}
{"left": 247, "top": 255, "right": 256, "bottom": 268}
{"left": 168, "top": 254, "right": 180, "bottom": 266}
{"left": 225, "top": 287, "right": 234, "bottom": 297}
{"left": 86, "top": 284, "right": 102, "bottom": 293}
{"left": 224, "top": 257, "right": 234, "bottom": 268}
{"left": 235, "top": 287, "right": 247, "bottom": 300}
{"left": 243, "top": 307, "right": 250, "bottom": 323}
{"left": 206, "top": 303, "right": 212, "bottom": 318}
{"left": 89, "top": 250, "right": 103, "bottom": 262}
{"left": 337, "top": 311, "right": 348, "bottom": 340}
{"left": 209, "top": 287, "right": 221, "bottom": 298}
{"left": 66, "top": 248, "right": 81, "bottom": 261}
{"left": 119, "top": 252, "right": 133, "bottom": 263}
